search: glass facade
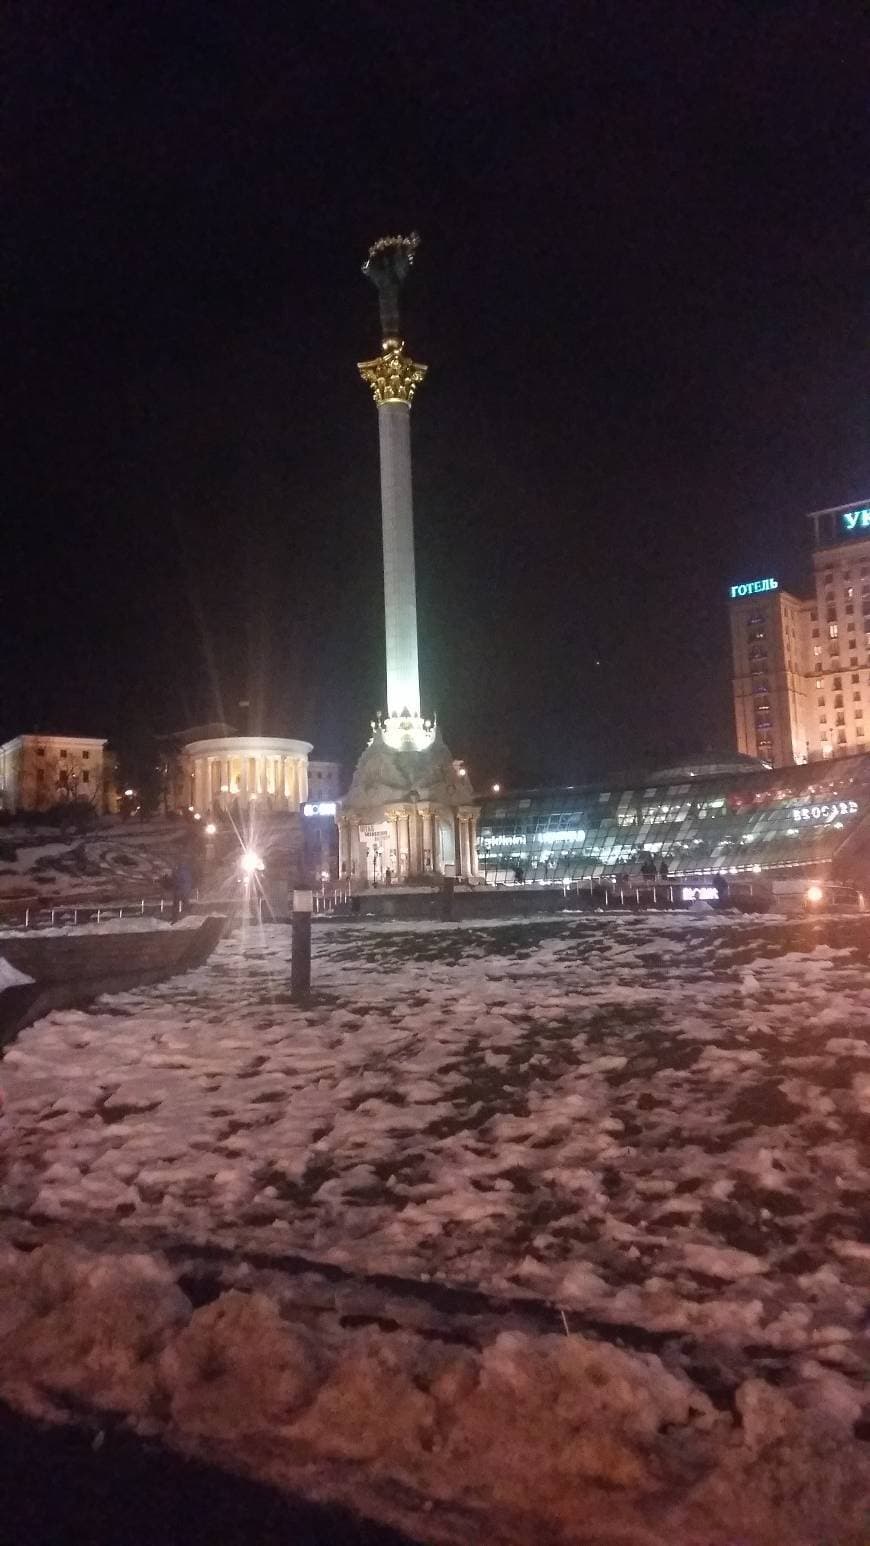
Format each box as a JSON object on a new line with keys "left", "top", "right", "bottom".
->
{"left": 477, "top": 754, "right": 870, "bottom": 885}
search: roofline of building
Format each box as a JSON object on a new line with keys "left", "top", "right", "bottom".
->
{"left": 803, "top": 497, "right": 870, "bottom": 520}
{"left": 0, "top": 734, "right": 107, "bottom": 752}
{"left": 481, "top": 751, "right": 870, "bottom": 804}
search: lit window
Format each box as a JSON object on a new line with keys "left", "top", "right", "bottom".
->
{"left": 813, "top": 645, "right": 823, "bottom": 657}
{"left": 847, "top": 586, "right": 855, "bottom": 600}
{"left": 815, "top": 677, "right": 823, "bottom": 688}
{"left": 829, "top": 623, "right": 839, "bottom": 638}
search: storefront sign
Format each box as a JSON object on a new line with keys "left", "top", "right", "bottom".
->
{"left": 792, "top": 799, "right": 858, "bottom": 823}
{"left": 729, "top": 577, "right": 779, "bottom": 599}
{"left": 841, "top": 507, "right": 870, "bottom": 533}
{"left": 303, "top": 801, "right": 337, "bottom": 817}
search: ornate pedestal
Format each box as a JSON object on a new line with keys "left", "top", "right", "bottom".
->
{"left": 339, "top": 720, "right": 479, "bottom": 887}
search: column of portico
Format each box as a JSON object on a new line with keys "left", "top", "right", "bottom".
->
{"left": 398, "top": 810, "right": 410, "bottom": 877}
{"left": 384, "top": 808, "right": 401, "bottom": 875}
{"left": 460, "top": 816, "right": 472, "bottom": 878}
{"left": 458, "top": 809, "right": 479, "bottom": 877}
{"left": 419, "top": 805, "right": 434, "bottom": 871}
{"left": 407, "top": 806, "right": 421, "bottom": 875}
{"left": 337, "top": 817, "right": 350, "bottom": 875}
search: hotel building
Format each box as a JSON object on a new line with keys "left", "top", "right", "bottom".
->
{"left": 730, "top": 498, "right": 870, "bottom": 767}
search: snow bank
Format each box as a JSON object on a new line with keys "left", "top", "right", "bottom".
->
{"left": 0, "top": 916, "right": 200, "bottom": 939}
{"left": 0, "top": 956, "right": 33, "bottom": 990}
{"left": 0, "top": 1241, "right": 868, "bottom": 1545}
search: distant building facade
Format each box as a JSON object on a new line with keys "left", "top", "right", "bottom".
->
{"left": 478, "top": 753, "right": 870, "bottom": 889}
{"left": 729, "top": 499, "right": 870, "bottom": 767}
{"left": 0, "top": 734, "right": 113, "bottom": 814}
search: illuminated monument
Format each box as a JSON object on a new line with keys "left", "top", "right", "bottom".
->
{"left": 338, "top": 235, "right": 480, "bottom": 886}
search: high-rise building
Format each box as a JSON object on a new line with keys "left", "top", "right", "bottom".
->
{"left": 729, "top": 499, "right": 870, "bottom": 766}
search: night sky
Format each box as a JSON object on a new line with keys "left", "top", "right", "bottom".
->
{"left": 7, "top": 1, "right": 867, "bottom": 789}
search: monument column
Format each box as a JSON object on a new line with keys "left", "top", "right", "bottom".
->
{"left": 358, "top": 234, "right": 428, "bottom": 730}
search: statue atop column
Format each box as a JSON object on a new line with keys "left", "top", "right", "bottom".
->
{"left": 362, "top": 232, "right": 420, "bottom": 350}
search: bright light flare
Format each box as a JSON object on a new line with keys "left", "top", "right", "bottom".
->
{"left": 240, "top": 850, "right": 265, "bottom": 875}
{"left": 205, "top": 822, "right": 218, "bottom": 836}
{"left": 805, "top": 884, "right": 825, "bottom": 905}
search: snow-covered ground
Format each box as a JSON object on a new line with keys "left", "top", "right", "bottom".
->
{"left": 2, "top": 911, "right": 870, "bottom": 1542}
{"left": 0, "top": 821, "right": 188, "bottom": 904}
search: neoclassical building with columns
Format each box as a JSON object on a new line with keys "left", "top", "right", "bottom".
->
{"left": 184, "top": 734, "right": 313, "bottom": 814}
{"left": 338, "top": 726, "right": 479, "bottom": 885}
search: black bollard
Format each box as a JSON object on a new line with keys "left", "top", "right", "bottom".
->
{"left": 440, "top": 875, "right": 455, "bottom": 922}
{"left": 290, "top": 888, "right": 313, "bottom": 1001}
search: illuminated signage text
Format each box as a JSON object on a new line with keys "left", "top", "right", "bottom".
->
{"left": 841, "top": 507, "right": 870, "bottom": 534}
{"left": 730, "top": 577, "right": 778, "bottom": 599}
{"left": 792, "top": 799, "right": 858, "bottom": 824}
{"left": 303, "top": 801, "right": 337, "bottom": 817}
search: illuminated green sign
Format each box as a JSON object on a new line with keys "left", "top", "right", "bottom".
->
{"left": 730, "top": 577, "right": 778, "bottom": 599}
{"left": 841, "top": 507, "right": 870, "bottom": 534}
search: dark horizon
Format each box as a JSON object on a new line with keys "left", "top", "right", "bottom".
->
{"left": 7, "top": 1, "right": 867, "bottom": 789}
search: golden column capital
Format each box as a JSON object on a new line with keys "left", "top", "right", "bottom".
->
{"left": 358, "top": 346, "right": 428, "bottom": 407}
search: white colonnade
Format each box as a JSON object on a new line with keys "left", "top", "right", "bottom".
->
{"left": 184, "top": 736, "right": 313, "bottom": 814}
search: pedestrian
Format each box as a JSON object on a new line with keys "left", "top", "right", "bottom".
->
{"left": 384, "top": 866, "right": 392, "bottom": 886}
{"left": 658, "top": 857, "right": 669, "bottom": 880}
{"left": 514, "top": 863, "right": 525, "bottom": 886}
{"left": 171, "top": 857, "right": 193, "bottom": 923}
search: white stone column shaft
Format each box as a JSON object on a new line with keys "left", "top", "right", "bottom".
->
{"left": 421, "top": 809, "right": 433, "bottom": 870}
{"left": 377, "top": 402, "right": 421, "bottom": 719}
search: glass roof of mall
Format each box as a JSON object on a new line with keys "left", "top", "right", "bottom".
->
{"left": 477, "top": 754, "right": 870, "bottom": 884}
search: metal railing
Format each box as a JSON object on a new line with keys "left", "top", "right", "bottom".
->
{"left": 0, "top": 897, "right": 172, "bottom": 932}
{"left": 313, "top": 885, "right": 351, "bottom": 915}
